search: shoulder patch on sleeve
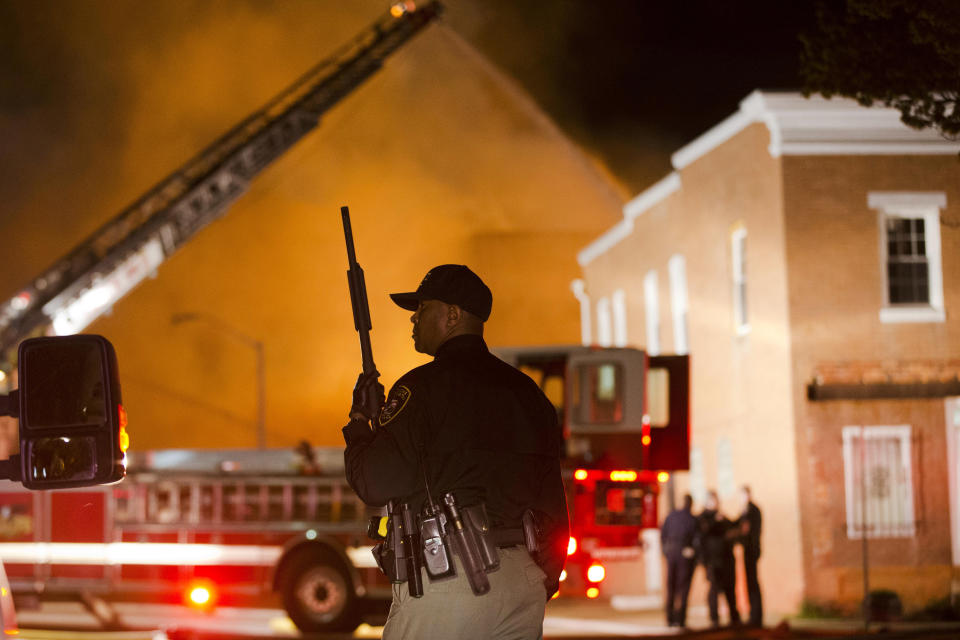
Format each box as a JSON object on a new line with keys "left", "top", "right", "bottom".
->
{"left": 378, "top": 384, "right": 412, "bottom": 427}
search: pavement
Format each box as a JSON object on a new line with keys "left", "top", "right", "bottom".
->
{"left": 14, "top": 597, "right": 960, "bottom": 639}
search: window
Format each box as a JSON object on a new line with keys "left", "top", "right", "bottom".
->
{"left": 596, "top": 297, "right": 612, "bottom": 347}
{"left": 842, "top": 425, "right": 915, "bottom": 538}
{"left": 870, "top": 192, "right": 946, "bottom": 323}
{"left": 668, "top": 254, "right": 689, "bottom": 354}
{"left": 688, "top": 447, "right": 705, "bottom": 506}
{"left": 611, "top": 289, "right": 628, "bottom": 347}
{"left": 717, "top": 438, "right": 735, "bottom": 498}
{"left": 731, "top": 226, "right": 749, "bottom": 335}
{"left": 572, "top": 362, "right": 624, "bottom": 425}
{"left": 594, "top": 480, "right": 650, "bottom": 526}
{"left": 646, "top": 367, "right": 670, "bottom": 427}
{"left": 643, "top": 271, "right": 660, "bottom": 355}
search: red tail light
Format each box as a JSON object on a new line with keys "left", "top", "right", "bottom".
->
{"left": 185, "top": 579, "right": 217, "bottom": 611}
{"left": 587, "top": 563, "right": 606, "bottom": 583}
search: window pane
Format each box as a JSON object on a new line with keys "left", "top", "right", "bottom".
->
{"left": 573, "top": 362, "right": 624, "bottom": 424}
{"left": 646, "top": 367, "right": 670, "bottom": 427}
{"left": 885, "top": 216, "right": 930, "bottom": 306}
{"left": 843, "top": 426, "right": 915, "bottom": 538}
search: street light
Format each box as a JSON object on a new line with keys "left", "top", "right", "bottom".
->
{"left": 171, "top": 312, "right": 266, "bottom": 450}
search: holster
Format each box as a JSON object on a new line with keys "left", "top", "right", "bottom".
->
{"left": 462, "top": 503, "right": 500, "bottom": 573}
{"left": 371, "top": 501, "right": 410, "bottom": 584}
{"left": 521, "top": 509, "right": 540, "bottom": 556}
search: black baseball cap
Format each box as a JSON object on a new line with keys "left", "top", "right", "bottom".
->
{"left": 390, "top": 264, "right": 493, "bottom": 322}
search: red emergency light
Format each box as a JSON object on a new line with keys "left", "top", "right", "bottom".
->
{"left": 586, "top": 563, "right": 606, "bottom": 584}
{"left": 185, "top": 579, "right": 217, "bottom": 612}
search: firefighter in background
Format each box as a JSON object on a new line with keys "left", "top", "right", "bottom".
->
{"left": 737, "top": 485, "right": 763, "bottom": 627}
{"left": 660, "top": 493, "right": 697, "bottom": 628}
{"left": 343, "top": 265, "right": 569, "bottom": 640}
{"left": 698, "top": 490, "right": 741, "bottom": 628}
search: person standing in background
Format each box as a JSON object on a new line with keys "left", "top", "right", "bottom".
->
{"left": 660, "top": 494, "right": 697, "bottom": 628}
{"left": 738, "top": 485, "right": 763, "bottom": 627}
{"left": 698, "top": 490, "right": 740, "bottom": 628}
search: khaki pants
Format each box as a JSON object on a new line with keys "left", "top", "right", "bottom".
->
{"left": 383, "top": 546, "right": 548, "bottom": 640}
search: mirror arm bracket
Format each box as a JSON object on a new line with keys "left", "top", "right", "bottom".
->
{"left": 0, "top": 455, "right": 21, "bottom": 481}
{"left": 0, "top": 390, "right": 18, "bottom": 418}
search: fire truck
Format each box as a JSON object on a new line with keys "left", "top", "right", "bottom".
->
{"left": 496, "top": 346, "right": 690, "bottom": 603}
{"left": 0, "top": 345, "right": 687, "bottom": 634}
{"left": 0, "top": 447, "right": 383, "bottom": 632}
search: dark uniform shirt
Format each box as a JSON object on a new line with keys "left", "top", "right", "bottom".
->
{"left": 697, "top": 509, "right": 736, "bottom": 571}
{"left": 660, "top": 507, "right": 697, "bottom": 560}
{"left": 342, "top": 334, "right": 569, "bottom": 590}
{"left": 739, "top": 501, "right": 762, "bottom": 557}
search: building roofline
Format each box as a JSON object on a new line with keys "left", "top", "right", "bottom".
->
{"left": 579, "top": 91, "right": 960, "bottom": 267}
{"left": 672, "top": 91, "right": 960, "bottom": 170}
{"left": 578, "top": 172, "right": 680, "bottom": 266}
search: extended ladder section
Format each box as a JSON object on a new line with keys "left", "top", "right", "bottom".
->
{"left": 0, "top": 1, "right": 441, "bottom": 367}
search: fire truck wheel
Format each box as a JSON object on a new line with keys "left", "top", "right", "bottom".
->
{"left": 282, "top": 551, "right": 357, "bottom": 632}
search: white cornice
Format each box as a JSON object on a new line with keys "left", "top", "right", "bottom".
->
{"left": 868, "top": 191, "right": 947, "bottom": 210}
{"left": 579, "top": 172, "right": 680, "bottom": 266}
{"left": 582, "top": 91, "right": 960, "bottom": 267}
{"left": 623, "top": 172, "right": 681, "bottom": 220}
{"left": 672, "top": 91, "right": 960, "bottom": 170}
{"left": 577, "top": 218, "right": 633, "bottom": 266}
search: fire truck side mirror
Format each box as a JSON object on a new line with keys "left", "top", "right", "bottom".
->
{"left": 13, "top": 335, "right": 126, "bottom": 490}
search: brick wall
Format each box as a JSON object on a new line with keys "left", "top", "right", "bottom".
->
{"left": 582, "top": 122, "right": 805, "bottom": 615}
{"left": 782, "top": 154, "right": 960, "bottom": 610}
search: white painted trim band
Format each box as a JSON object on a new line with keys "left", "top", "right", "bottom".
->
{"left": 868, "top": 192, "right": 947, "bottom": 210}
{"left": 672, "top": 110, "right": 753, "bottom": 170}
{"left": 623, "top": 173, "right": 681, "bottom": 220}
{"left": 579, "top": 173, "right": 680, "bottom": 267}
{"left": 0, "top": 542, "right": 377, "bottom": 569}
{"left": 577, "top": 218, "right": 633, "bottom": 266}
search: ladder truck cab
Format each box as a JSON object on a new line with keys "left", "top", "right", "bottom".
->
{"left": 495, "top": 346, "right": 690, "bottom": 601}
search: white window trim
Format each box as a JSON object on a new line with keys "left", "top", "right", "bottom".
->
{"left": 596, "top": 297, "right": 612, "bottom": 348}
{"left": 643, "top": 271, "right": 660, "bottom": 356}
{"left": 688, "top": 447, "right": 705, "bottom": 507}
{"left": 870, "top": 191, "right": 946, "bottom": 324}
{"left": 571, "top": 279, "right": 591, "bottom": 346}
{"left": 841, "top": 425, "right": 916, "bottom": 539}
{"left": 668, "top": 254, "right": 689, "bottom": 355}
{"left": 731, "top": 227, "right": 750, "bottom": 336}
{"left": 611, "top": 289, "right": 628, "bottom": 348}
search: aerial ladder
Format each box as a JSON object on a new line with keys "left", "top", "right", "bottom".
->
{"left": 0, "top": 1, "right": 441, "bottom": 372}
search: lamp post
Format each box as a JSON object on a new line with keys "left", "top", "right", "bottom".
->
{"left": 171, "top": 312, "right": 266, "bottom": 450}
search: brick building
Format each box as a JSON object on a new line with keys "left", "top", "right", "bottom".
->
{"left": 575, "top": 91, "right": 960, "bottom": 616}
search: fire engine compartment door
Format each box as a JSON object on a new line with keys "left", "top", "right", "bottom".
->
{"left": 646, "top": 355, "right": 690, "bottom": 471}
{"left": 565, "top": 348, "right": 646, "bottom": 469}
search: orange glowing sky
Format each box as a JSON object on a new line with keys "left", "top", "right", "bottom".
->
{"left": 0, "top": 2, "right": 625, "bottom": 450}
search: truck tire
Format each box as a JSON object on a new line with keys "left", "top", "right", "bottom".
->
{"left": 282, "top": 550, "right": 358, "bottom": 632}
